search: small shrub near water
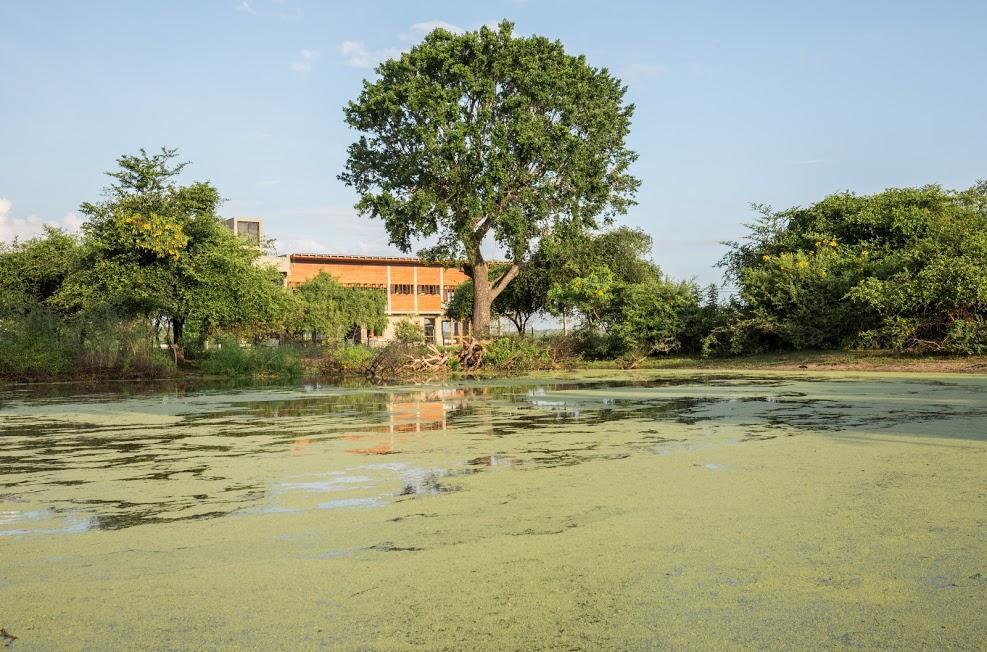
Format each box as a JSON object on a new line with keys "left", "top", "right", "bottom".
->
{"left": 482, "top": 335, "right": 554, "bottom": 371}
{"left": 201, "top": 338, "right": 302, "bottom": 378}
{"left": 317, "top": 344, "right": 376, "bottom": 375}
{"left": 393, "top": 318, "right": 425, "bottom": 344}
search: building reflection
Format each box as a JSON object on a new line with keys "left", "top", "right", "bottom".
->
{"left": 344, "top": 388, "right": 472, "bottom": 455}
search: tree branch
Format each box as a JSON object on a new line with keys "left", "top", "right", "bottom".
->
{"left": 490, "top": 263, "right": 521, "bottom": 300}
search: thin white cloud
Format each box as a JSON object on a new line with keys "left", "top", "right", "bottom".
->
{"left": 257, "top": 179, "right": 281, "bottom": 187}
{"left": 237, "top": 0, "right": 299, "bottom": 19}
{"left": 409, "top": 20, "right": 465, "bottom": 36}
{"left": 290, "top": 49, "right": 320, "bottom": 76}
{"left": 339, "top": 41, "right": 402, "bottom": 69}
{"left": 342, "top": 20, "right": 499, "bottom": 69}
{"left": 236, "top": 1, "right": 260, "bottom": 16}
{"left": 0, "top": 197, "right": 84, "bottom": 243}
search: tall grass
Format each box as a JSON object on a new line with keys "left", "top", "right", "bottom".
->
{"left": 0, "top": 308, "right": 172, "bottom": 381}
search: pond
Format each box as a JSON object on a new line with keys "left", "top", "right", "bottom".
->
{"left": 1, "top": 371, "right": 985, "bottom": 649}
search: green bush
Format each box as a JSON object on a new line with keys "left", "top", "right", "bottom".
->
{"left": 319, "top": 344, "right": 376, "bottom": 374}
{"left": 0, "top": 308, "right": 74, "bottom": 377}
{"left": 721, "top": 185, "right": 987, "bottom": 353}
{"left": 482, "top": 335, "right": 553, "bottom": 370}
{"left": 945, "top": 318, "right": 987, "bottom": 355}
{"left": 0, "top": 307, "right": 172, "bottom": 380}
{"left": 201, "top": 338, "right": 301, "bottom": 378}
{"left": 394, "top": 318, "right": 425, "bottom": 344}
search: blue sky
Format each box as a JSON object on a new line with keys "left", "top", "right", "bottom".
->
{"left": 1, "top": 0, "right": 985, "bottom": 286}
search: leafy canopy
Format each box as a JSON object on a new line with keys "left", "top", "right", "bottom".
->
{"left": 295, "top": 272, "right": 387, "bottom": 341}
{"left": 721, "top": 184, "right": 987, "bottom": 352}
{"left": 55, "top": 148, "right": 292, "bottom": 341}
{"left": 340, "top": 20, "right": 638, "bottom": 332}
{"left": 341, "top": 21, "right": 638, "bottom": 261}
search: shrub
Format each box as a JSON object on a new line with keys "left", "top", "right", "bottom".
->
{"left": 394, "top": 318, "right": 425, "bottom": 344}
{"left": 482, "top": 335, "right": 553, "bottom": 370}
{"left": 318, "top": 344, "right": 376, "bottom": 375}
{"left": 0, "top": 308, "right": 74, "bottom": 377}
{"left": 0, "top": 307, "right": 172, "bottom": 380}
{"left": 945, "top": 318, "right": 987, "bottom": 355}
{"left": 201, "top": 338, "right": 301, "bottom": 378}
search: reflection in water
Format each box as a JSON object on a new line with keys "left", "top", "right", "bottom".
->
{"left": 1, "top": 373, "right": 986, "bottom": 535}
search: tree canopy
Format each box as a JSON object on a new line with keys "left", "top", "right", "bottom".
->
{"left": 54, "top": 148, "right": 292, "bottom": 345}
{"left": 295, "top": 272, "right": 387, "bottom": 342}
{"left": 340, "top": 20, "right": 639, "bottom": 335}
{"left": 721, "top": 184, "right": 987, "bottom": 353}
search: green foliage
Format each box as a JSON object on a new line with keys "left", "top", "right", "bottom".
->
{"left": 0, "top": 306, "right": 75, "bottom": 377}
{"left": 0, "top": 306, "right": 171, "bottom": 380}
{"left": 721, "top": 184, "right": 987, "bottom": 353}
{"left": 0, "top": 227, "right": 83, "bottom": 312}
{"left": 542, "top": 226, "right": 659, "bottom": 325}
{"left": 295, "top": 272, "right": 386, "bottom": 342}
{"left": 548, "top": 268, "right": 617, "bottom": 326}
{"left": 445, "top": 282, "right": 474, "bottom": 322}
{"left": 200, "top": 339, "right": 302, "bottom": 378}
{"left": 606, "top": 279, "right": 699, "bottom": 355}
{"left": 340, "top": 21, "right": 639, "bottom": 332}
{"left": 445, "top": 260, "right": 550, "bottom": 334}
{"left": 56, "top": 148, "right": 291, "bottom": 344}
{"left": 945, "top": 318, "right": 987, "bottom": 355}
{"left": 318, "top": 344, "right": 376, "bottom": 375}
{"left": 482, "top": 336, "right": 554, "bottom": 370}
{"left": 393, "top": 318, "right": 425, "bottom": 344}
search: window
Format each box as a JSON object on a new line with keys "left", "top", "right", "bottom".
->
{"left": 236, "top": 220, "right": 260, "bottom": 245}
{"left": 391, "top": 284, "right": 413, "bottom": 294}
{"left": 423, "top": 318, "right": 435, "bottom": 339}
{"left": 418, "top": 284, "right": 439, "bottom": 295}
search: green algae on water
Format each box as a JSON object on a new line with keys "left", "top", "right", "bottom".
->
{"left": 1, "top": 371, "right": 985, "bottom": 649}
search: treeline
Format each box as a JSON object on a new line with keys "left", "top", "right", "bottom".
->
{"left": 3, "top": 148, "right": 985, "bottom": 381}
{"left": 0, "top": 149, "right": 386, "bottom": 380}
{"left": 448, "top": 182, "right": 987, "bottom": 359}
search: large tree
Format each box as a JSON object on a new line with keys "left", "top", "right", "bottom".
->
{"left": 340, "top": 21, "right": 639, "bottom": 336}
{"left": 55, "top": 148, "right": 292, "bottom": 347}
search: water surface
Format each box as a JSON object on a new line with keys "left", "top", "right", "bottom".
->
{"left": 1, "top": 371, "right": 985, "bottom": 649}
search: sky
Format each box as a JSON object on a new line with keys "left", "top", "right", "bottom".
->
{"left": 2, "top": 0, "right": 986, "bottom": 287}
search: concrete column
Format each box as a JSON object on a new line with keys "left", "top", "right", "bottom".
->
{"left": 413, "top": 265, "right": 418, "bottom": 313}
{"left": 386, "top": 265, "right": 392, "bottom": 314}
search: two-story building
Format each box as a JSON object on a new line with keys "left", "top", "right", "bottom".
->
{"left": 287, "top": 253, "right": 471, "bottom": 346}
{"left": 224, "top": 216, "right": 473, "bottom": 345}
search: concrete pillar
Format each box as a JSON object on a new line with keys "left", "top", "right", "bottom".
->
{"left": 386, "top": 265, "right": 392, "bottom": 313}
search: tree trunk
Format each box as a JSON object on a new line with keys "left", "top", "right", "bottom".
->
{"left": 472, "top": 261, "right": 493, "bottom": 338}
{"left": 172, "top": 317, "right": 184, "bottom": 345}
{"left": 469, "top": 258, "right": 521, "bottom": 338}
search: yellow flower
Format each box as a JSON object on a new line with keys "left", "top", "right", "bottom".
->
{"left": 762, "top": 254, "right": 771, "bottom": 261}
{"left": 595, "top": 290, "right": 604, "bottom": 297}
{"left": 797, "top": 259, "right": 808, "bottom": 269}
{"left": 829, "top": 239, "right": 837, "bottom": 247}
{"left": 861, "top": 249, "right": 869, "bottom": 257}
